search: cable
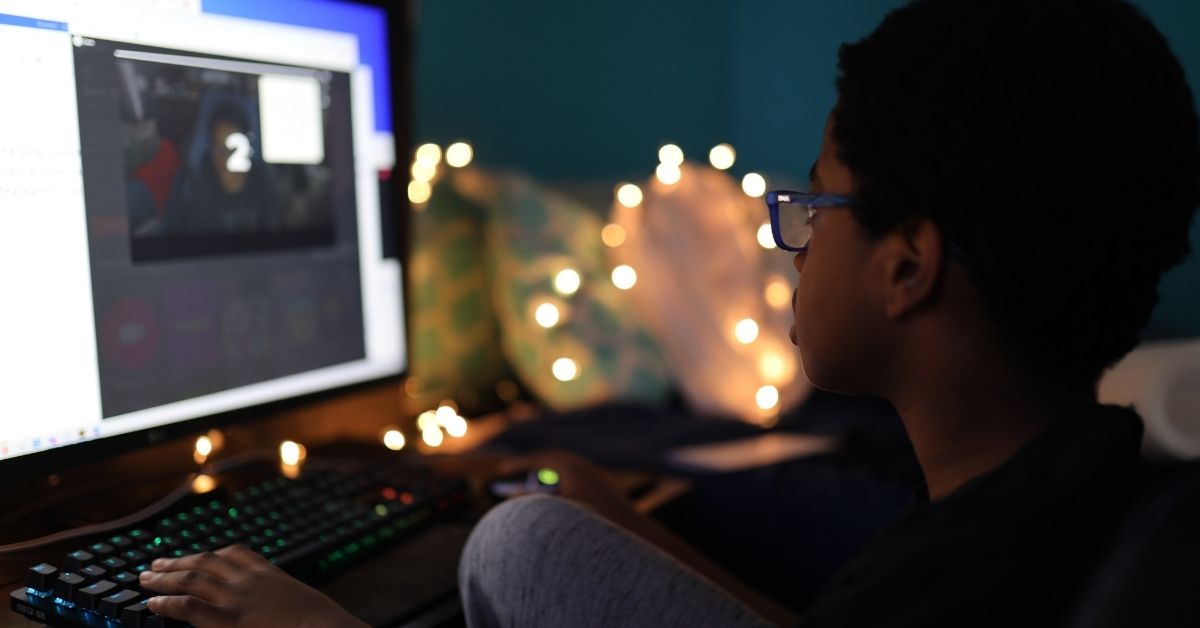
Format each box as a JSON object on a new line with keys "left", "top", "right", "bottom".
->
{"left": 0, "top": 451, "right": 272, "bottom": 555}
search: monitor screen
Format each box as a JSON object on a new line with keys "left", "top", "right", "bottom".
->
{"left": 0, "top": 0, "right": 406, "bottom": 466}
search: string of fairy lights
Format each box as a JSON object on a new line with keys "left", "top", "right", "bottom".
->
{"left": 181, "top": 141, "right": 792, "bottom": 469}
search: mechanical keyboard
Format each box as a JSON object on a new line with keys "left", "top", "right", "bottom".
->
{"left": 8, "top": 457, "right": 469, "bottom": 627}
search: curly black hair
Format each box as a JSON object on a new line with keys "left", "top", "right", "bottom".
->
{"left": 833, "top": 0, "right": 1200, "bottom": 393}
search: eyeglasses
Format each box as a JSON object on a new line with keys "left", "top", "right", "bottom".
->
{"left": 765, "top": 190, "right": 854, "bottom": 252}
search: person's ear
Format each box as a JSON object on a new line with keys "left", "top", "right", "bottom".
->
{"left": 881, "top": 218, "right": 945, "bottom": 320}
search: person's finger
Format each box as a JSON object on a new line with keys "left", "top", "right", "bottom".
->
{"left": 214, "top": 543, "right": 269, "bottom": 568}
{"left": 140, "top": 569, "right": 229, "bottom": 602}
{"left": 149, "top": 550, "right": 240, "bottom": 580}
{"left": 147, "top": 594, "right": 232, "bottom": 627}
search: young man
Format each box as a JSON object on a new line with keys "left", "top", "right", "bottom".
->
{"left": 136, "top": 0, "right": 1200, "bottom": 625}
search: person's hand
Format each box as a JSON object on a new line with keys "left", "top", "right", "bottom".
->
{"left": 139, "top": 544, "right": 367, "bottom": 628}
{"left": 497, "top": 450, "right": 634, "bottom": 524}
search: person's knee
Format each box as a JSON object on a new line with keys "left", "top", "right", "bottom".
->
{"left": 463, "top": 495, "right": 588, "bottom": 567}
{"left": 459, "top": 495, "right": 598, "bottom": 626}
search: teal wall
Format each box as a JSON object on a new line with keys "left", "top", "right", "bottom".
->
{"left": 415, "top": 0, "right": 1199, "bottom": 337}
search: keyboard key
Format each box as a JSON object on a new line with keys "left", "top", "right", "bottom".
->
{"left": 123, "top": 549, "right": 148, "bottom": 563}
{"left": 24, "top": 563, "right": 57, "bottom": 591}
{"left": 112, "top": 571, "right": 139, "bottom": 588}
{"left": 102, "top": 556, "right": 128, "bottom": 570}
{"left": 65, "top": 549, "right": 94, "bottom": 569}
{"left": 122, "top": 601, "right": 152, "bottom": 627}
{"left": 99, "top": 588, "right": 142, "bottom": 618}
{"left": 79, "top": 564, "right": 107, "bottom": 581}
{"left": 76, "top": 579, "right": 117, "bottom": 610}
{"left": 88, "top": 542, "right": 115, "bottom": 557}
{"left": 53, "top": 572, "right": 86, "bottom": 601}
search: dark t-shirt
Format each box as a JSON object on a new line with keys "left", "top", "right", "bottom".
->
{"left": 801, "top": 405, "right": 1159, "bottom": 627}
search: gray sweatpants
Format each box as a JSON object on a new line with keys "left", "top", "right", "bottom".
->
{"left": 458, "top": 494, "right": 777, "bottom": 628}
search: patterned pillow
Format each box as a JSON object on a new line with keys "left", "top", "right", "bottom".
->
{"left": 478, "top": 173, "right": 674, "bottom": 410}
{"left": 406, "top": 178, "right": 512, "bottom": 404}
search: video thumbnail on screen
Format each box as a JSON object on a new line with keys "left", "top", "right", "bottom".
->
{"left": 116, "top": 52, "right": 342, "bottom": 261}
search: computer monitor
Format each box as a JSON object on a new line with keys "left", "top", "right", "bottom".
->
{"left": 0, "top": 0, "right": 408, "bottom": 478}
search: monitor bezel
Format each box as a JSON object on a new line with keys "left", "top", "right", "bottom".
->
{"left": 0, "top": 0, "right": 413, "bottom": 483}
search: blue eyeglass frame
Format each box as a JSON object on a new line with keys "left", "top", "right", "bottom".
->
{"left": 765, "top": 189, "right": 855, "bottom": 252}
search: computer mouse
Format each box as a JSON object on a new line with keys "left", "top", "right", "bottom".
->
{"left": 488, "top": 467, "right": 560, "bottom": 498}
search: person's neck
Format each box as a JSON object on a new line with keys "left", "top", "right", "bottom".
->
{"left": 889, "top": 370, "right": 1091, "bottom": 502}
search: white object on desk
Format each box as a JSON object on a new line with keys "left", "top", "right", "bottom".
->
{"left": 1099, "top": 339, "right": 1200, "bottom": 460}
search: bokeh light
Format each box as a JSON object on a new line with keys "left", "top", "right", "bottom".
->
{"left": 765, "top": 276, "right": 792, "bottom": 310}
{"left": 734, "top": 318, "right": 760, "bottom": 344}
{"left": 534, "top": 302, "right": 561, "bottom": 328}
{"left": 742, "top": 173, "right": 767, "bottom": 198}
{"left": 601, "top": 223, "right": 627, "bottom": 248}
{"left": 708, "top": 144, "right": 736, "bottom": 170}
{"left": 411, "top": 160, "right": 437, "bottom": 183}
{"left": 422, "top": 427, "right": 444, "bottom": 447}
{"left": 616, "top": 183, "right": 644, "bottom": 208}
{"left": 552, "top": 357, "right": 580, "bottom": 382}
{"left": 279, "top": 440, "right": 306, "bottom": 466}
{"left": 415, "top": 143, "right": 441, "bottom": 165}
{"left": 553, "top": 268, "right": 582, "bottom": 295}
{"left": 658, "top": 143, "right": 684, "bottom": 166}
{"left": 755, "top": 385, "right": 780, "bottom": 410}
{"left": 756, "top": 222, "right": 776, "bottom": 249}
{"left": 655, "top": 163, "right": 682, "bottom": 185}
{"left": 611, "top": 265, "right": 637, "bottom": 290}
{"left": 383, "top": 429, "right": 406, "bottom": 451}
{"left": 445, "top": 142, "right": 473, "bottom": 168}
{"left": 407, "top": 180, "right": 432, "bottom": 204}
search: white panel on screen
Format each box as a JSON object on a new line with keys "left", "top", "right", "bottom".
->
{"left": 258, "top": 73, "right": 324, "bottom": 164}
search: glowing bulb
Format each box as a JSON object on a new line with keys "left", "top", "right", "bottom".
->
{"left": 611, "top": 265, "right": 637, "bottom": 290}
{"left": 759, "top": 352, "right": 792, "bottom": 383}
{"left": 194, "top": 435, "right": 213, "bottom": 457}
{"left": 655, "top": 163, "right": 682, "bottom": 185}
{"left": 755, "top": 385, "right": 780, "bottom": 410}
{"left": 658, "top": 143, "right": 684, "bottom": 166}
{"left": 443, "top": 415, "right": 468, "bottom": 438}
{"left": 445, "top": 142, "right": 473, "bottom": 167}
{"left": 534, "top": 302, "right": 561, "bottom": 328}
{"left": 742, "top": 172, "right": 766, "bottom": 197}
{"left": 411, "top": 160, "right": 437, "bottom": 183}
{"left": 416, "top": 410, "right": 438, "bottom": 432}
{"left": 552, "top": 357, "right": 580, "bottom": 382}
{"left": 383, "top": 429, "right": 406, "bottom": 451}
{"left": 422, "top": 426, "right": 444, "bottom": 447}
{"left": 408, "top": 180, "right": 432, "bottom": 204}
{"left": 554, "top": 268, "right": 582, "bottom": 295}
{"left": 601, "top": 224, "right": 627, "bottom": 248}
{"left": 415, "top": 143, "right": 441, "bottom": 165}
{"left": 191, "top": 474, "right": 217, "bottom": 494}
{"left": 279, "top": 440, "right": 306, "bottom": 466}
{"left": 757, "top": 222, "right": 776, "bottom": 249}
{"left": 765, "top": 276, "right": 791, "bottom": 309}
{"left": 616, "top": 183, "right": 643, "bottom": 208}
{"left": 734, "top": 318, "right": 760, "bottom": 344}
{"left": 708, "top": 143, "right": 736, "bottom": 170}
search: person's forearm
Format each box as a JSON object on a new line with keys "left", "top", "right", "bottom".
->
{"left": 599, "top": 506, "right": 798, "bottom": 627}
